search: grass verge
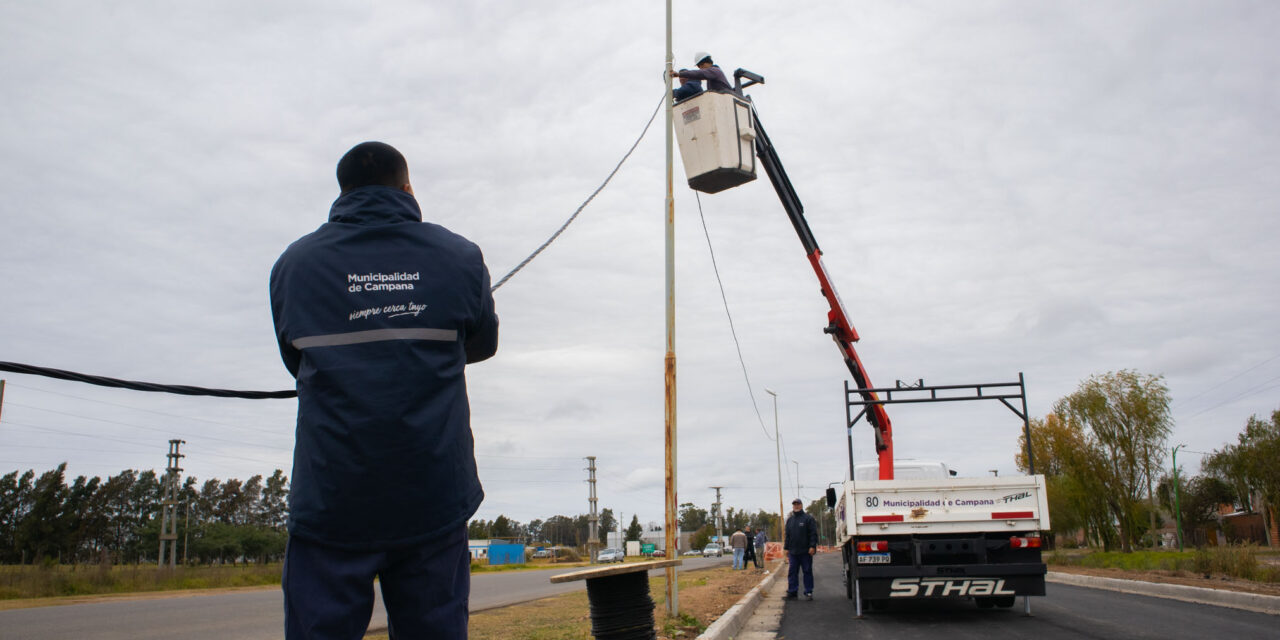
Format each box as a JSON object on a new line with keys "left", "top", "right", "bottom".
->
{"left": 1047, "top": 544, "right": 1280, "bottom": 583}
{"left": 0, "top": 563, "right": 282, "bottom": 601}
{"left": 1, "top": 558, "right": 624, "bottom": 600}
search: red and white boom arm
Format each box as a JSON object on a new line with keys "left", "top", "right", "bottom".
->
{"left": 742, "top": 85, "right": 896, "bottom": 479}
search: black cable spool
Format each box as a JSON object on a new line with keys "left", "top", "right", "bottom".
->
{"left": 585, "top": 571, "right": 656, "bottom": 640}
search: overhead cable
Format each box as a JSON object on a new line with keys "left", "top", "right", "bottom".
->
{"left": 694, "top": 192, "right": 774, "bottom": 441}
{"left": 0, "top": 94, "right": 668, "bottom": 398}
{"left": 0, "top": 361, "right": 295, "bottom": 399}
{"left": 490, "top": 92, "right": 666, "bottom": 292}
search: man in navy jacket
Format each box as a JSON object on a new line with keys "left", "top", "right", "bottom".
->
{"left": 784, "top": 498, "right": 819, "bottom": 599}
{"left": 270, "top": 141, "right": 498, "bottom": 639}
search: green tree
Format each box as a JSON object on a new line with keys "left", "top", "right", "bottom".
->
{"left": 526, "top": 518, "right": 544, "bottom": 544}
{"left": 625, "top": 515, "right": 643, "bottom": 542}
{"left": 1016, "top": 414, "right": 1116, "bottom": 548}
{"left": 1204, "top": 408, "right": 1280, "bottom": 536}
{"left": 0, "top": 470, "right": 35, "bottom": 563}
{"left": 215, "top": 478, "right": 245, "bottom": 525}
{"left": 678, "top": 502, "right": 708, "bottom": 532}
{"left": 749, "top": 509, "right": 779, "bottom": 543}
{"left": 804, "top": 498, "right": 836, "bottom": 547}
{"left": 239, "top": 475, "right": 264, "bottom": 526}
{"left": 724, "top": 507, "right": 750, "bottom": 533}
{"left": 490, "top": 514, "right": 515, "bottom": 539}
{"left": 1157, "top": 473, "right": 1235, "bottom": 537}
{"left": 15, "top": 464, "right": 68, "bottom": 563}
{"left": 63, "top": 474, "right": 103, "bottom": 563}
{"left": 691, "top": 523, "right": 715, "bottom": 550}
{"left": 1054, "top": 370, "right": 1172, "bottom": 552}
{"left": 542, "top": 515, "right": 576, "bottom": 546}
{"left": 259, "top": 470, "right": 289, "bottom": 529}
{"left": 598, "top": 509, "right": 615, "bottom": 544}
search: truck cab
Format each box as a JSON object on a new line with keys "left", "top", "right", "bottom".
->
{"left": 852, "top": 460, "right": 955, "bottom": 482}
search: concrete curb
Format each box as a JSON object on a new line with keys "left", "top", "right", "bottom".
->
{"left": 696, "top": 566, "right": 784, "bottom": 640}
{"left": 1047, "top": 571, "right": 1280, "bottom": 616}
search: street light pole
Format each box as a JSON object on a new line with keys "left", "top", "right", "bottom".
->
{"left": 766, "top": 389, "right": 784, "bottom": 544}
{"left": 1173, "top": 444, "right": 1185, "bottom": 552}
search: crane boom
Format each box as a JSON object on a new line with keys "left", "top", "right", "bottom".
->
{"left": 746, "top": 93, "right": 896, "bottom": 480}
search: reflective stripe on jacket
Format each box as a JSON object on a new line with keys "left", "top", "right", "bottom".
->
{"left": 270, "top": 186, "right": 498, "bottom": 551}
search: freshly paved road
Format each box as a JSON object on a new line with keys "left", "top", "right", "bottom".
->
{"left": 778, "top": 553, "right": 1277, "bottom": 639}
{"left": 0, "top": 556, "right": 729, "bottom": 640}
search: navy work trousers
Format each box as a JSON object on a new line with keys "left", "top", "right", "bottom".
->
{"left": 283, "top": 525, "right": 470, "bottom": 640}
{"left": 673, "top": 83, "right": 703, "bottom": 101}
{"left": 787, "top": 552, "right": 814, "bottom": 595}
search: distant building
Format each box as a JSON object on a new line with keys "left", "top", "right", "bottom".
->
{"left": 605, "top": 525, "right": 692, "bottom": 552}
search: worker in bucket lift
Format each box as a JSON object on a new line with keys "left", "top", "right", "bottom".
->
{"left": 670, "top": 51, "right": 732, "bottom": 101}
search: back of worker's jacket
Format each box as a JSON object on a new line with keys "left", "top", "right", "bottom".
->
{"left": 270, "top": 185, "right": 499, "bottom": 551}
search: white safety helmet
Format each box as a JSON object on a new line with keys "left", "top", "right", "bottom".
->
{"left": 693, "top": 51, "right": 712, "bottom": 65}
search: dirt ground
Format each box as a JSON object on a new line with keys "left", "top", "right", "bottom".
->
{"left": 367, "top": 563, "right": 775, "bottom": 640}
{"left": 1051, "top": 565, "right": 1280, "bottom": 597}
{"left": 657, "top": 565, "right": 774, "bottom": 638}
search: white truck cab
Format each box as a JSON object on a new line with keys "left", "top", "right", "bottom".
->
{"left": 851, "top": 460, "right": 955, "bottom": 482}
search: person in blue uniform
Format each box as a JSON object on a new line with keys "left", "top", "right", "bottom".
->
{"left": 270, "top": 141, "right": 499, "bottom": 639}
{"left": 784, "top": 498, "right": 819, "bottom": 599}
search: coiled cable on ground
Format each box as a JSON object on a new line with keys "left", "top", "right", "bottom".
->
{"left": 585, "top": 571, "right": 657, "bottom": 640}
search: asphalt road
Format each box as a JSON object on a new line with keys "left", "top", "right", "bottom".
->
{"left": 0, "top": 556, "right": 729, "bottom": 640}
{"left": 778, "top": 553, "right": 1276, "bottom": 639}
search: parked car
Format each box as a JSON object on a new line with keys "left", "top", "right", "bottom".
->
{"left": 531, "top": 549, "right": 551, "bottom": 559}
{"left": 702, "top": 543, "right": 724, "bottom": 558}
{"left": 652, "top": 549, "right": 666, "bottom": 557}
{"left": 682, "top": 549, "right": 702, "bottom": 557}
{"left": 597, "top": 548, "right": 625, "bottom": 563}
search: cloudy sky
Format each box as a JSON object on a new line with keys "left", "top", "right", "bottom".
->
{"left": 2, "top": 1, "right": 1277, "bottom": 529}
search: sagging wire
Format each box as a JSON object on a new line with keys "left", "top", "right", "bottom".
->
{"left": 490, "top": 92, "right": 667, "bottom": 292}
{"left": 0, "top": 93, "right": 670, "bottom": 399}
{"left": 694, "top": 191, "right": 774, "bottom": 442}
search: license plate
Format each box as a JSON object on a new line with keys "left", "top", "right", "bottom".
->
{"left": 857, "top": 552, "right": 890, "bottom": 564}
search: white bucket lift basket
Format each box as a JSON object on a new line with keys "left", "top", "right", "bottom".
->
{"left": 673, "top": 90, "right": 757, "bottom": 194}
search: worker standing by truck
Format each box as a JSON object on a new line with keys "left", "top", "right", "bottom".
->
{"left": 784, "top": 498, "right": 818, "bottom": 599}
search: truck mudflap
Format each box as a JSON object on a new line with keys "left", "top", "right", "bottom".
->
{"left": 856, "top": 563, "right": 1046, "bottom": 599}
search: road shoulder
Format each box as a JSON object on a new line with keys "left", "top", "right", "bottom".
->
{"left": 0, "top": 584, "right": 279, "bottom": 611}
{"left": 1047, "top": 570, "right": 1280, "bottom": 615}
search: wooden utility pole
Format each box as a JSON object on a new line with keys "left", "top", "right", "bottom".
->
{"left": 663, "top": 0, "right": 679, "bottom": 617}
